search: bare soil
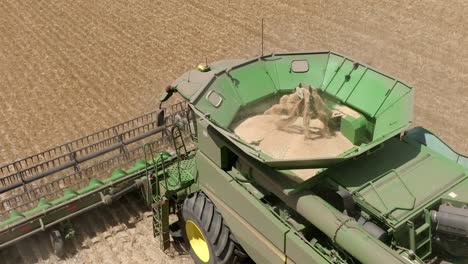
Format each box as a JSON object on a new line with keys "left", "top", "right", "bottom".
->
{"left": 0, "top": 0, "right": 467, "bottom": 263}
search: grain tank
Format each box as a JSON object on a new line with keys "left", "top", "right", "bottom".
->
{"left": 164, "top": 51, "right": 468, "bottom": 263}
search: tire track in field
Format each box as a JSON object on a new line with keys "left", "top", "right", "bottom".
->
{"left": 49, "top": 0, "right": 150, "bottom": 82}
{"left": 4, "top": 0, "right": 129, "bottom": 137}
{"left": 50, "top": 0, "right": 192, "bottom": 116}
{"left": 86, "top": 0, "right": 176, "bottom": 66}
{"left": 0, "top": 2, "right": 52, "bottom": 159}
{"left": 71, "top": 0, "right": 198, "bottom": 107}
{"left": 49, "top": 0, "right": 160, "bottom": 114}
{"left": 5, "top": 0, "right": 165, "bottom": 128}
{"left": 98, "top": 0, "right": 220, "bottom": 70}
{"left": 0, "top": 11, "right": 25, "bottom": 161}
{"left": 0, "top": 7, "right": 79, "bottom": 158}
{"left": 185, "top": 0, "right": 294, "bottom": 52}
{"left": 362, "top": 1, "right": 467, "bottom": 72}
{"left": 0, "top": 0, "right": 104, "bottom": 133}
{"left": 24, "top": 0, "right": 144, "bottom": 124}
{"left": 30, "top": 0, "right": 141, "bottom": 125}
{"left": 191, "top": 0, "right": 462, "bottom": 90}
{"left": 0, "top": 1, "right": 100, "bottom": 160}
{"left": 313, "top": 2, "right": 466, "bottom": 90}
{"left": 29, "top": 0, "right": 137, "bottom": 122}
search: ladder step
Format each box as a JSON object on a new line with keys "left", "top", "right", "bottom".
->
{"left": 416, "top": 238, "right": 431, "bottom": 250}
{"left": 415, "top": 223, "right": 430, "bottom": 236}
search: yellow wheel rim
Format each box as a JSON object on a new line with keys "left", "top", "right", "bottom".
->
{"left": 186, "top": 220, "right": 210, "bottom": 262}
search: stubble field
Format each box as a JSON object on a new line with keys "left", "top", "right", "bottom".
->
{"left": 0, "top": 0, "right": 467, "bottom": 263}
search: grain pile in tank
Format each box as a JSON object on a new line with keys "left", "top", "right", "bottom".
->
{"left": 233, "top": 85, "right": 356, "bottom": 180}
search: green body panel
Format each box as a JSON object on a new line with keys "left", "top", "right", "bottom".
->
{"left": 321, "top": 53, "right": 346, "bottom": 89}
{"left": 194, "top": 75, "right": 241, "bottom": 128}
{"left": 441, "top": 179, "right": 468, "bottom": 206}
{"left": 373, "top": 83, "right": 414, "bottom": 141}
{"left": 322, "top": 58, "right": 356, "bottom": 96}
{"left": 328, "top": 137, "right": 466, "bottom": 224}
{"left": 345, "top": 69, "right": 396, "bottom": 117}
{"left": 229, "top": 60, "right": 278, "bottom": 104}
{"left": 405, "top": 127, "right": 468, "bottom": 169}
{"left": 334, "top": 63, "right": 367, "bottom": 102}
{"left": 340, "top": 115, "right": 368, "bottom": 145}
{"left": 270, "top": 53, "right": 329, "bottom": 90}
{"left": 197, "top": 151, "right": 331, "bottom": 263}
{"left": 197, "top": 153, "right": 287, "bottom": 264}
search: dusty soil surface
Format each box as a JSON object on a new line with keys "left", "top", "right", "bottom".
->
{"left": 0, "top": 0, "right": 467, "bottom": 263}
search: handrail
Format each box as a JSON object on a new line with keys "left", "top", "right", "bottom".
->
{"left": 0, "top": 102, "right": 188, "bottom": 194}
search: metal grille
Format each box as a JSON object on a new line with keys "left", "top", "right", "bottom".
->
{"left": 0, "top": 101, "right": 191, "bottom": 221}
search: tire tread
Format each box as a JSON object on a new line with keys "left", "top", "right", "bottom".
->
{"left": 183, "top": 192, "right": 236, "bottom": 263}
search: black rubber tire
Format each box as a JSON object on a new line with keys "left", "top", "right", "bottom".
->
{"left": 182, "top": 192, "right": 236, "bottom": 264}
{"left": 49, "top": 229, "right": 65, "bottom": 258}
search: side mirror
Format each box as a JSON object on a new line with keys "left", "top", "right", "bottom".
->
{"left": 157, "top": 109, "right": 165, "bottom": 127}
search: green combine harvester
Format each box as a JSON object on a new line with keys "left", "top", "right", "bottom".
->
{"left": 1, "top": 51, "right": 467, "bottom": 263}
